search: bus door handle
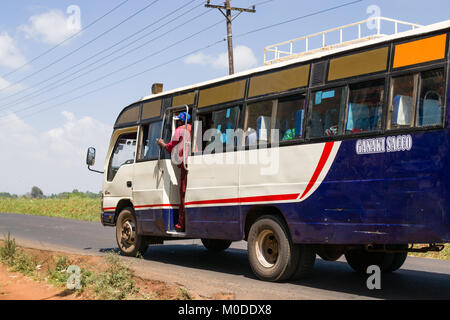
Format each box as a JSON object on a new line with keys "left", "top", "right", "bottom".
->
{"left": 126, "top": 181, "right": 132, "bottom": 188}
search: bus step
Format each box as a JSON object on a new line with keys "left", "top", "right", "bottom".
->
{"left": 166, "top": 230, "right": 187, "bottom": 236}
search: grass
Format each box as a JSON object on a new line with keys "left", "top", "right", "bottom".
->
{"left": 177, "top": 287, "right": 192, "bottom": 300}
{"left": 90, "top": 252, "right": 138, "bottom": 300}
{"left": 0, "top": 234, "right": 191, "bottom": 300}
{"left": 0, "top": 196, "right": 101, "bottom": 222}
{"left": 408, "top": 244, "right": 450, "bottom": 260}
{"left": 0, "top": 233, "right": 37, "bottom": 276}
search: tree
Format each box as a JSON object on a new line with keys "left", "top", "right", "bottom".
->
{"left": 31, "top": 186, "right": 44, "bottom": 199}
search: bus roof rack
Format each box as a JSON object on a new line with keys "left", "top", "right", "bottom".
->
{"left": 264, "top": 17, "right": 423, "bottom": 65}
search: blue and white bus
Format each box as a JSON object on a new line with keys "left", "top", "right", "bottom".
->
{"left": 87, "top": 17, "right": 450, "bottom": 282}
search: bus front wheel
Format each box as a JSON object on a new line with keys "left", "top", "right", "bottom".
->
{"left": 116, "top": 208, "right": 147, "bottom": 257}
{"left": 247, "top": 215, "right": 299, "bottom": 282}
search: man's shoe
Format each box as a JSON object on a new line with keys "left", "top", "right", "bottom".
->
{"left": 175, "top": 224, "right": 184, "bottom": 232}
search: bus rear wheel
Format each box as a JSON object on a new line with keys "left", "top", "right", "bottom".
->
{"left": 345, "top": 249, "right": 395, "bottom": 273}
{"left": 201, "top": 239, "right": 232, "bottom": 252}
{"left": 247, "top": 215, "right": 299, "bottom": 282}
{"left": 385, "top": 245, "right": 409, "bottom": 273}
{"left": 116, "top": 208, "right": 147, "bottom": 257}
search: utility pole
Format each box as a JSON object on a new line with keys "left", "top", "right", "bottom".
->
{"left": 205, "top": 0, "right": 256, "bottom": 75}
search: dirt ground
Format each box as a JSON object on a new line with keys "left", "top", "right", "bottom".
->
{"left": 0, "top": 264, "right": 81, "bottom": 300}
{"left": 0, "top": 246, "right": 190, "bottom": 300}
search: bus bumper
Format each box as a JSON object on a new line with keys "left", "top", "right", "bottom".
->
{"left": 101, "top": 212, "right": 115, "bottom": 227}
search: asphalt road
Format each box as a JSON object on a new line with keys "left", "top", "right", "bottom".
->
{"left": 0, "top": 212, "right": 449, "bottom": 300}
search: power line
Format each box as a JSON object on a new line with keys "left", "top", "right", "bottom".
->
{"left": 0, "top": 0, "right": 130, "bottom": 80}
{"left": 234, "top": 0, "right": 364, "bottom": 39}
{"left": 13, "top": 39, "right": 224, "bottom": 122}
{"left": 0, "top": 17, "right": 225, "bottom": 118}
{"left": 0, "top": 0, "right": 160, "bottom": 94}
{"left": 2, "top": 0, "right": 360, "bottom": 122}
{"left": 0, "top": 0, "right": 205, "bottom": 111}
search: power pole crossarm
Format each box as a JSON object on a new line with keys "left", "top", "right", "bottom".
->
{"left": 205, "top": 4, "right": 256, "bottom": 13}
{"left": 205, "top": 0, "right": 256, "bottom": 75}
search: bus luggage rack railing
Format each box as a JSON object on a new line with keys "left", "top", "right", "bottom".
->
{"left": 264, "top": 17, "right": 423, "bottom": 65}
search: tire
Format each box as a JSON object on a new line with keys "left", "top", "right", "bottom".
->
{"left": 291, "top": 245, "right": 316, "bottom": 280}
{"left": 247, "top": 215, "right": 299, "bottom": 282}
{"left": 345, "top": 249, "right": 395, "bottom": 273}
{"left": 201, "top": 239, "right": 232, "bottom": 252}
{"left": 385, "top": 245, "right": 408, "bottom": 273}
{"left": 116, "top": 208, "right": 147, "bottom": 257}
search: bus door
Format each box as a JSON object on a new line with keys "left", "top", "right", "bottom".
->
{"left": 160, "top": 106, "right": 191, "bottom": 233}
{"left": 132, "top": 121, "right": 165, "bottom": 236}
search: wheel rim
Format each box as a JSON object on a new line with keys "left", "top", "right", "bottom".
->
{"left": 120, "top": 219, "right": 136, "bottom": 247}
{"left": 255, "top": 229, "right": 279, "bottom": 268}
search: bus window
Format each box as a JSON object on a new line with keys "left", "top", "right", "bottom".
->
{"left": 308, "top": 87, "right": 347, "bottom": 139}
{"left": 417, "top": 69, "right": 445, "bottom": 127}
{"left": 346, "top": 80, "right": 384, "bottom": 134}
{"left": 244, "top": 100, "right": 275, "bottom": 145}
{"left": 197, "top": 106, "right": 240, "bottom": 152}
{"left": 389, "top": 74, "right": 418, "bottom": 129}
{"left": 107, "top": 132, "right": 137, "bottom": 181}
{"left": 274, "top": 96, "right": 306, "bottom": 142}
{"left": 139, "top": 121, "right": 162, "bottom": 161}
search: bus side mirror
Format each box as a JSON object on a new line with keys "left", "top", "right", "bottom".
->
{"left": 86, "top": 147, "right": 96, "bottom": 166}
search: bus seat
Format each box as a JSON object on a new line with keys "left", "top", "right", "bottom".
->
{"left": 257, "top": 116, "right": 271, "bottom": 142}
{"left": 347, "top": 103, "right": 370, "bottom": 132}
{"left": 246, "top": 128, "right": 257, "bottom": 146}
{"left": 420, "top": 98, "right": 442, "bottom": 126}
{"left": 392, "top": 95, "right": 412, "bottom": 126}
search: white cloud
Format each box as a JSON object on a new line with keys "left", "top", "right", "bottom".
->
{"left": 0, "top": 111, "right": 111, "bottom": 195}
{"left": 0, "top": 32, "right": 27, "bottom": 69}
{"left": 185, "top": 45, "right": 258, "bottom": 72}
{"left": 0, "top": 76, "right": 26, "bottom": 94}
{"left": 20, "top": 9, "right": 82, "bottom": 45}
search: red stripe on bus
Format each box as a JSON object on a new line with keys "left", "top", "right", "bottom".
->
{"left": 299, "top": 142, "right": 334, "bottom": 200}
{"left": 135, "top": 204, "right": 179, "bottom": 208}
{"left": 185, "top": 193, "right": 299, "bottom": 206}
{"left": 108, "top": 142, "right": 335, "bottom": 211}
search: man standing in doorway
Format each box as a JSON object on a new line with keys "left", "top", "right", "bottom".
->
{"left": 157, "top": 112, "right": 191, "bottom": 232}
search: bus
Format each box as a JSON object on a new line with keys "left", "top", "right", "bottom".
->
{"left": 87, "top": 17, "right": 450, "bottom": 282}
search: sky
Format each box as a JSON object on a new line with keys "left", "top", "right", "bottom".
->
{"left": 0, "top": 0, "right": 449, "bottom": 195}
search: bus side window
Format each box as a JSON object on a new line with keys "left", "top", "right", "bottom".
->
{"left": 244, "top": 100, "right": 275, "bottom": 146}
{"left": 107, "top": 132, "right": 137, "bottom": 181}
{"left": 139, "top": 121, "right": 162, "bottom": 161}
{"left": 417, "top": 69, "right": 445, "bottom": 127}
{"left": 274, "top": 96, "right": 306, "bottom": 142}
{"left": 197, "top": 106, "right": 240, "bottom": 153}
{"left": 388, "top": 74, "right": 418, "bottom": 129}
{"left": 308, "top": 87, "right": 347, "bottom": 139}
{"left": 346, "top": 80, "right": 384, "bottom": 134}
